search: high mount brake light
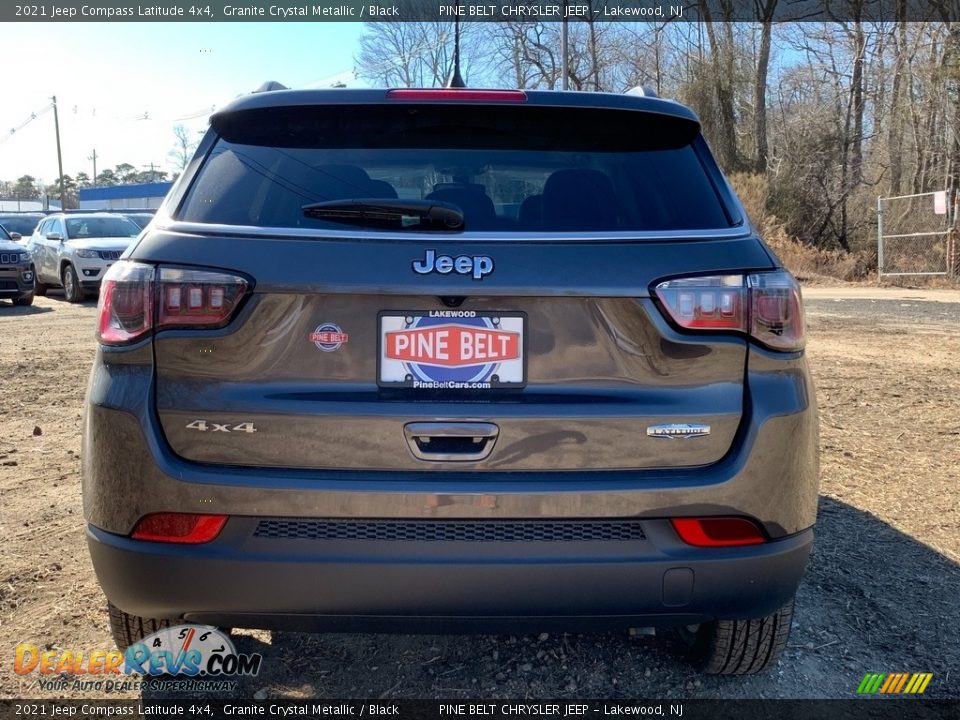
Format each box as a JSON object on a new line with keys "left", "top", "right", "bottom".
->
{"left": 386, "top": 89, "right": 528, "bottom": 103}
{"left": 96, "top": 261, "right": 249, "bottom": 346}
{"left": 653, "top": 270, "right": 805, "bottom": 351}
{"left": 671, "top": 517, "right": 767, "bottom": 547}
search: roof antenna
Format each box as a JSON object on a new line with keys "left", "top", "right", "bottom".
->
{"left": 446, "top": 18, "right": 466, "bottom": 88}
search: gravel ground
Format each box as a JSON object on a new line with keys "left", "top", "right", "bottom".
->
{"left": 0, "top": 287, "right": 958, "bottom": 700}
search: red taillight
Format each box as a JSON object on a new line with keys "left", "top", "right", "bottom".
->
{"left": 653, "top": 270, "right": 805, "bottom": 351}
{"left": 157, "top": 267, "right": 248, "bottom": 328}
{"left": 96, "top": 261, "right": 249, "bottom": 345}
{"left": 96, "top": 262, "right": 154, "bottom": 345}
{"left": 386, "top": 89, "right": 527, "bottom": 103}
{"left": 671, "top": 517, "right": 767, "bottom": 547}
{"left": 131, "top": 513, "right": 227, "bottom": 544}
{"left": 747, "top": 272, "right": 806, "bottom": 351}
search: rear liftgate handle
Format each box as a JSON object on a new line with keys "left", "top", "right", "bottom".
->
{"left": 404, "top": 422, "right": 499, "bottom": 462}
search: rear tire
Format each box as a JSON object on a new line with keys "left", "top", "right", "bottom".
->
{"left": 62, "top": 264, "right": 85, "bottom": 303}
{"left": 683, "top": 598, "right": 795, "bottom": 675}
{"left": 107, "top": 602, "right": 233, "bottom": 652}
{"left": 108, "top": 602, "right": 173, "bottom": 652}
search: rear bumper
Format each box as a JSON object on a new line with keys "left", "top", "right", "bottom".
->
{"left": 88, "top": 520, "right": 812, "bottom": 630}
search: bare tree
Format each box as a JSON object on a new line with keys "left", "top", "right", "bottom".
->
{"left": 355, "top": 23, "right": 488, "bottom": 88}
{"left": 168, "top": 124, "right": 199, "bottom": 174}
{"left": 753, "top": 1, "right": 778, "bottom": 170}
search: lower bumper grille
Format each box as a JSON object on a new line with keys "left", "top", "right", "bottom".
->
{"left": 253, "top": 519, "right": 646, "bottom": 543}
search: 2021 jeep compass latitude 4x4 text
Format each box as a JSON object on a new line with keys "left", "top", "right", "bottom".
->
{"left": 84, "top": 87, "right": 818, "bottom": 675}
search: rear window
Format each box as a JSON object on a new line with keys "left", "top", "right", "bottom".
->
{"left": 178, "top": 105, "right": 736, "bottom": 233}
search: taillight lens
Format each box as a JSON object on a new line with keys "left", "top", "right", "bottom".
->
{"left": 671, "top": 517, "right": 767, "bottom": 547}
{"left": 747, "top": 272, "right": 806, "bottom": 351}
{"left": 158, "top": 267, "right": 248, "bottom": 328}
{"left": 653, "top": 270, "right": 805, "bottom": 351}
{"left": 96, "top": 261, "right": 250, "bottom": 346}
{"left": 97, "top": 262, "right": 155, "bottom": 345}
{"left": 131, "top": 513, "right": 228, "bottom": 544}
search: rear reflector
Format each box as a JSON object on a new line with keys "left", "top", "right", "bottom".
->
{"left": 653, "top": 270, "right": 805, "bottom": 351}
{"left": 386, "top": 89, "right": 527, "bottom": 103}
{"left": 671, "top": 517, "right": 766, "bottom": 547}
{"left": 131, "top": 513, "right": 228, "bottom": 544}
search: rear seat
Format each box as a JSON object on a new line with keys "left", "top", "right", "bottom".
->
{"left": 540, "top": 169, "right": 619, "bottom": 231}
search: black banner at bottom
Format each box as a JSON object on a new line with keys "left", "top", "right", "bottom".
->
{"left": 0, "top": 700, "right": 958, "bottom": 720}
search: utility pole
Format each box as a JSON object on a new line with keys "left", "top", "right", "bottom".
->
{"left": 89, "top": 148, "right": 98, "bottom": 187}
{"left": 144, "top": 162, "right": 157, "bottom": 182}
{"left": 51, "top": 96, "right": 66, "bottom": 210}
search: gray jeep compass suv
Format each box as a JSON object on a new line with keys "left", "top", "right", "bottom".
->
{"left": 84, "top": 87, "right": 818, "bottom": 675}
{"left": 0, "top": 225, "right": 34, "bottom": 306}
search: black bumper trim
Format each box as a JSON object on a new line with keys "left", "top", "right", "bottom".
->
{"left": 88, "top": 520, "right": 813, "bottom": 631}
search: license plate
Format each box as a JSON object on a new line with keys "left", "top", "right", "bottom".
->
{"left": 379, "top": 311, "right": 526, "bottom": 389}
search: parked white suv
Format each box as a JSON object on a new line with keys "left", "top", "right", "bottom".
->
{"left": 28, "top": 213, "right": 141, "bottom": 302}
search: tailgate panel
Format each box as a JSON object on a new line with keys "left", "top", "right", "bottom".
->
{"left": 155, "top": 294, "right": 746, "bottom": 471}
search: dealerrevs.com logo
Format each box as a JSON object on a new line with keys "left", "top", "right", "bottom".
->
{"left": 124, "top": 625, "right": 261, "bottom": 677}
{"left": 14, "top": 624, "right": 261, "bottom": 693}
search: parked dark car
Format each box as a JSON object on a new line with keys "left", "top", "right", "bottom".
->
{"left": 84, "top": 87, "right": 818, "bottom": 675}
{"left": 120, "top": 211, "right": 156, "bottom": 229}
{"left": 0, "top": 224, "right": 34, "bottom": 306}
{"left": 0, "top": 212, "right": 45, "bottom": 241}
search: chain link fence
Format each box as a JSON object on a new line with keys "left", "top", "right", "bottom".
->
{"left": 877, "top": 190, "right": 958, "bottom": 277}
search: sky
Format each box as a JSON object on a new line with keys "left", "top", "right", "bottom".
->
{"left": 0, "top": 23, "right": 367, "bottom": 187}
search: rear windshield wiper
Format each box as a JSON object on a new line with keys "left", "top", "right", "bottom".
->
{"left": 302, "top": 198, "right": 464, "bottom": 231}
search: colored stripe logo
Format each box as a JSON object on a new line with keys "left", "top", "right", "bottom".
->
{"left": 857, "top": 673, "right": 933, "bottom": 694}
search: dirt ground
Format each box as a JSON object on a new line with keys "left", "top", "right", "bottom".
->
{"left": 0, "top": 287, "right": 958, "bottom": 700}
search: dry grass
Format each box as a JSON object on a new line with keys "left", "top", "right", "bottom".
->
{"left": 730, "top": 173, "right": 874, "bottom": 283}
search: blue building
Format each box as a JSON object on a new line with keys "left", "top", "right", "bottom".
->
{"left": 79, "top": 182, "right": 173, "bottom": 210}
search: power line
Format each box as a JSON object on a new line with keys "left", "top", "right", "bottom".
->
{"left": 0, "top": 103, "right": 53, "bottom": 146}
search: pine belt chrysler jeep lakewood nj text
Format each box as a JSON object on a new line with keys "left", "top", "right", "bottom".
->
{"left": 83, "top": 87, "right": 819, "bottom": 675}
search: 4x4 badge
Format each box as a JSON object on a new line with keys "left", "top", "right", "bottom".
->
{"left": 413, "top": 249, "right": 493, "bottom": 280}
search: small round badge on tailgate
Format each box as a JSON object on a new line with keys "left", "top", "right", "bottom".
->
{"left": 309, "top": 322, "right": 349, "bottom": 352}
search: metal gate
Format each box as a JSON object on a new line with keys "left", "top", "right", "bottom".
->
{"left": 877, "top": 190, "right": 957, "bottom": 277}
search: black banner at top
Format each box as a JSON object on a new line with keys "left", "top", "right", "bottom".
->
{"left": 5, "top": 0, "right": 960, "bottom": 23}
